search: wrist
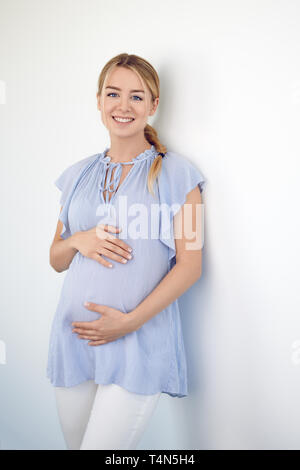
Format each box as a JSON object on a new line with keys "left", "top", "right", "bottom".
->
{"left": 68, "top": 231, "right": 81, "bottom": 252}
{"left": 126, "top": 310, "right": 142, "bottom": 332}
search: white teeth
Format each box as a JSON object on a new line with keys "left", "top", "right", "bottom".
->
{"left": 113, "top": 117, "right": 134, "bottom": 122}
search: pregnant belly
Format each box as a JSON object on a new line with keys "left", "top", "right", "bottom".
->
{"left": 57, "top": 239, "right": 169, "bottom": 326}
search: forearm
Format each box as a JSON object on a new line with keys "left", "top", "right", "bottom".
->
{"left": 127, "top": 261, "right": 202, "bottom": 331}
{"left": 49, "top": 233, "right": 79, "bottom": 273}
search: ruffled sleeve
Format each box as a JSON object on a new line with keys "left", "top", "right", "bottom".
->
{"left": 54, "top": 154, "right": 100, "bottom": 239}
{"left": 157, "top": 151, "right": 206, "bottom": 269}
{"left": 55, "top": 161, "right": 83, "bottom": 207}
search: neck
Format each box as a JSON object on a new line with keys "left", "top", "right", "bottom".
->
{"left": 106, "top": 138, "right": 152, "bottom": 163}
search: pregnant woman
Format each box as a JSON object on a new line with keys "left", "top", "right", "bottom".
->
{"left": 47, "top": 53, "right": 206, "bottom": 450}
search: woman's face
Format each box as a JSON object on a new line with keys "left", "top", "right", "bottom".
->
{"left": 97, "top": 66, "right": 159, "bottom": 139}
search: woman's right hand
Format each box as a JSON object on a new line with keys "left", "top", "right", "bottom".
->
{"left": 71, "top": 224, "right": 133, "bottom": 268}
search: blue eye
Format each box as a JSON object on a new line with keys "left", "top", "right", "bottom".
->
{"left": 107, "top": 93, "right": 142, "bottom": 101}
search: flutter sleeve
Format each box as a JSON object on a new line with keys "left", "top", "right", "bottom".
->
{"left": 54, "top": 154, "right": 100, "bottom": 239}
{"left": 157, "top": 151, "right": 206, "bottom": 269}
{"left": 54, "top": 161, "right": 84, "bottom": 207}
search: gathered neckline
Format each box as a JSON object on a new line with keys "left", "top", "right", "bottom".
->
{"left": 99, "top": 144, "right": 157, "bottom": 165}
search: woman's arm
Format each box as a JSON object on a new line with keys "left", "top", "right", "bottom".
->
{"left": 50, "top": 206, "right": 134, "bottom": 273}
{"left": 49, "top": 206, "right": 79, "bottom": 272}
{"left": 127, "top": 185, "right": 204, "bottom": 331}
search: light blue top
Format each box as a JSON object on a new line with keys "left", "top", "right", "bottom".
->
{"left": 46, "top": 145, "right": 206, "bottom": 398}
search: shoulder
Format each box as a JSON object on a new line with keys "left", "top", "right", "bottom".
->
{"left": 59, "top": 152, "right": 99, "bottom": 177}
{"left": 161, "top": 149, "right": 190, "bottom": 168}
{"left": 54, "top": 153, "right": 100, "bottom": 204}
{"left": 55, "top": 152, "right": 100, "bottom": 187}
{"left": 159, "top": 149, "right": 205, "bottom": 184}
{"left": 156, "top": 149, "right": 206, "bottom": 200}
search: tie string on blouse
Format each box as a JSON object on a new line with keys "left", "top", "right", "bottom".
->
{"left": 98, "top": 146, "right": 165, "bottom": 204}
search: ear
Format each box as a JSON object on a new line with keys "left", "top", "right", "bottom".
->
{"left": 149, "top": 97, "right": 159, "bottom": 116}
{"left": 96, "top": 92, "right": 101, "bottom": 111}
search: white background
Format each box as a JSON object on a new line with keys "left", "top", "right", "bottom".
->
{"left": 0, "top": 0, "right": 299, "bottom": 450}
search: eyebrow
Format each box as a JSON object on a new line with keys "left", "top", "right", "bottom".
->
{"left": 105, "top": 86, "right": 145, "bottom": 93}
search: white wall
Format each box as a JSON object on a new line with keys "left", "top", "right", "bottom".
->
{"left": 0, "top": 0, "right": 299, "bottom": 450}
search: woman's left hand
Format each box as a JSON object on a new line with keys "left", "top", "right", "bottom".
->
{"left": 71, "top": 302, "right": 136, "bottom": 346}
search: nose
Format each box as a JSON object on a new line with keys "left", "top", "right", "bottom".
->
{"left": 118, "top": 95, "right": 131, "bottom": 112}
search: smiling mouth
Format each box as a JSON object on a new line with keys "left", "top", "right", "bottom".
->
{"left": 112, "top": 116, "right": 135, "bottom": 124}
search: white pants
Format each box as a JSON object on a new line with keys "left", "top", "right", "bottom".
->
{"left": 54, "top": 380, "right": 161, "bottom": 450}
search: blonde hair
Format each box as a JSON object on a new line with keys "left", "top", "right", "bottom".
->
{"left": 96, "top": 53, "right": 167, "bottom": 197}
